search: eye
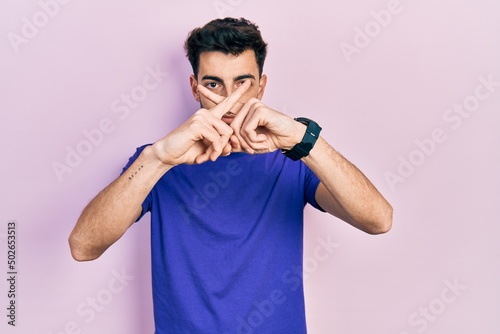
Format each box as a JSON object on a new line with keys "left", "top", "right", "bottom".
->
{"left": 206, "top": 82, "right": 220, "bottom": 89}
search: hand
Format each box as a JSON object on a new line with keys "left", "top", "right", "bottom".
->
{"left": 198, "top": 86, "right": 306, "bottom": 155}
{"left": 151, "top": 80, "right": 252, "bottom": 166}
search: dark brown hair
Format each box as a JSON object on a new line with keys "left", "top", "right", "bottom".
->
{"left": 184, "top": 17, "right": 268, "bottom": 78}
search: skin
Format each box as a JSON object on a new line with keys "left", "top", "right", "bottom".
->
{"left": 68, "top": 49, "right": 393, "bottom": 261}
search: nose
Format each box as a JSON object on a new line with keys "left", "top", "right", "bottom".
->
{"left": 222, "top": 86, "right": 233, "bottom": 97}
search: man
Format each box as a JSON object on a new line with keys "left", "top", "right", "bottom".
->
{"left": 69, "top": 17, "right": 392, "bottom": 333}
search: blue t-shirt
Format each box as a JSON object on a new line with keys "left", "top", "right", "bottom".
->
{"left": 123, "top": 145, "right": 324, "bottom": 334}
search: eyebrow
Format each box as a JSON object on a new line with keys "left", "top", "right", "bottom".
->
{"left": 235, "top": 74, "right": 256, "bottom": 81}
{"left": 201, "top": 74, "right": 256, "bottom": 83}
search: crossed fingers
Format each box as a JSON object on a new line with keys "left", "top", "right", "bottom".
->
{"left": 198, "top": 84, "right": 268, "bottom": 154}
{"left": 202, "top": 80, "right": 251, "bottom": 119}
{"left": 196, "top": 80, "right": 251, "bottom": 160}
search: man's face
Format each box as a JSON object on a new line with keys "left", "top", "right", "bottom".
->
{"left": 190, "top": 49, "right": 267, "bottom": 124}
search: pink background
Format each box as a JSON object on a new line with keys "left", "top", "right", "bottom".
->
{"left": 1, "top": 0, "right": 499, "bottom": 333}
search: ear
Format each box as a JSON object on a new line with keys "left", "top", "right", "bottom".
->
{"left": 257, "top": 74, "right": 267, "bottom": 100}
{"left": 190, "top": 75, "right": 200, "bottom": 102}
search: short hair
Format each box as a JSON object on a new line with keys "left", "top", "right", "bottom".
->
{"left": 184, "top": 17, "right": 268, "bottom": 78}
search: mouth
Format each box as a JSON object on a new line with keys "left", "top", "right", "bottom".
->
{"left": 222, "top": 111, "right": 235, "bottom": 123}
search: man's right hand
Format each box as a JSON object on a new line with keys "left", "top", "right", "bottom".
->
{"left": 151, "top": 80, "right": 251, "bottom": 166}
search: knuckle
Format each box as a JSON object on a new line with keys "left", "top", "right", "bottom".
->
{"left": 188, "top": 119, "right": 202, "bottom": 130}
{"left": 194, "top": 108, "right": 208, "bottom": 116}
{"left": 241, "top": 124, "right": 249, "bottom": 134}
{"left": 254, "top": 104, "right": 266, "bottom": 114}
{"left": 190, "top": 112, "right": 205, "bottom": 123}
{"left": 230, "top": 124, "right": 240, "bottom": 134}
{"left": 221, "top": 127, "right": 233, "bottom": 137}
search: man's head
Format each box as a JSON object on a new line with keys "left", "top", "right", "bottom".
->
{"left": 184, "top": 17, "right": 268, "bottom": 79}
{"left": 185, "top": 18, "right": 269, "bottom": 122}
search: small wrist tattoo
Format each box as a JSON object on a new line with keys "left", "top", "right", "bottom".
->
{"left": 128, "top": 165, "right": 144, "bottom": 180}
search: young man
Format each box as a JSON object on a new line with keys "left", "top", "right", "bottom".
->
{"left": 69, "top": 17, "right": 392, "bottom": 333}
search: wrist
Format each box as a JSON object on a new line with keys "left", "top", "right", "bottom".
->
{"left": 284, "top": 121, "right": 307, "bottom": 151}
{"left": 301, "top": 136, "right": 325, "bottom": 163}
{"left": 282, "top": 118, "right": 322, "bottom": 161}
{"left": 145, "top": 144, "right": 175, "bottom": 169}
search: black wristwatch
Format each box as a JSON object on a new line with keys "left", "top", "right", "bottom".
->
{"left": 282, "top": 118, "right": 322, "bottom": 161}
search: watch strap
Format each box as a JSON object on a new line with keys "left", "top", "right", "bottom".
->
{"left": 282, "top": 117, "right": 322, "bottom": 161}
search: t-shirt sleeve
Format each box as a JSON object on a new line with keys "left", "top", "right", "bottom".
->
{"left": 121, "top": 144, "right": 153, "bottom": 222}
{"left": 303, "top": 164, "right": 326, "bottom": 212}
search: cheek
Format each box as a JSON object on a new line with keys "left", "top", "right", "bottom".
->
{"left": 239, "top": 86, "right": 260, "bottom": 103}
{"left": 200, "top": 97, "right": 217, "bottom": 110}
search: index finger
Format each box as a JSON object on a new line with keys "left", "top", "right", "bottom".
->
{"left": 198, "top": 85, "right": 245, "bottom": 116}
{"left": 208, "top": 80, "right": 251, "bottom": 119}
{"left": 198, "top": 85, "right": 225, "bottom": 105}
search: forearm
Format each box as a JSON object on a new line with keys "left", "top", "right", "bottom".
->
{"left": 302, "top": 137, "right": 393, "bottom": 234}
{"left": 69, "top": 146, "right": 172, "bottom": 261}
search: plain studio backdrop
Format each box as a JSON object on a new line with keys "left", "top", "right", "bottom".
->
{"left": 1, "top": 0, "right": 499, "bottom": 333}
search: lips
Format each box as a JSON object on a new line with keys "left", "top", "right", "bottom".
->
{"left": 222, "top": 116, "right": 234, "bottom": 124}
{"left": 222, "top": 111, "right": 235, "bottom": 123}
